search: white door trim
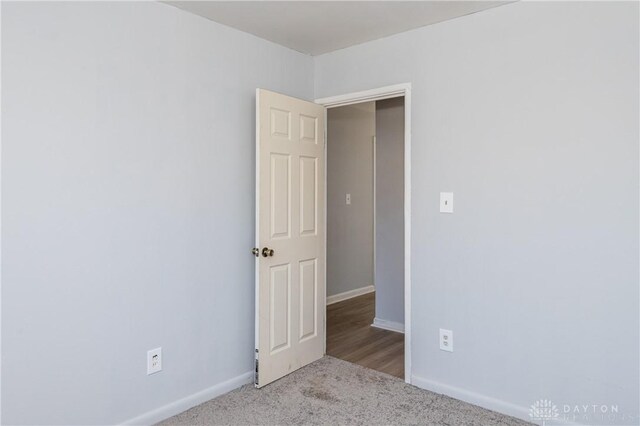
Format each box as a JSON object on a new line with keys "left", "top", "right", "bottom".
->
{"left": 372, "top": 135, "right": 377, "bottom": 290}
{"left": 315, "top": 84, "right": 409, "bottom": 109}
{"left": 316, "top": 83, "right": 412, "bottom": 384}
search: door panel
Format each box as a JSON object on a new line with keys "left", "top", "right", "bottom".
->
{"left": 269, "top": 264, "right": 291, "bottom": 353}
{"left": 270, "top": 154, "right": 291, "bottom": 239}
{"left": 299, "top": 156, "right": 317, "bottom": 236}
{"left": 270, "top": 108, "right": 291, "bottom": 140}
{"left": 299, "top": 258, "right": 317, "bottom": 341}
{"left": 299, "top": 114, "right": 318, "bottom": 144}
{"left": 256, "top": 89, "right": 325, "bottom": 387}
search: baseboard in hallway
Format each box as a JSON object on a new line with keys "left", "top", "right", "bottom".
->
{"left": 326, "top": 285, "right": 375, "bottom": 305}
{"left": 371, "top": 317, "right": 404, "bottom": 333}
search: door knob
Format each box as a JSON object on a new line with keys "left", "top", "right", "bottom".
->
{"left": 251, "top": 248, "right": 260, "bottom": 257}
{"left": 262, "top": 247, "right": 275, "bottom": 257}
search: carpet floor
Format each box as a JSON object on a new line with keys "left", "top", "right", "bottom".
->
{"left": 160, "top": 356, "right": 529, "bottom": 426}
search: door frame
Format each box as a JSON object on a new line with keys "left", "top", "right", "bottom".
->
{"left": 315, "top": 83, "right": 412, "bottom": 384}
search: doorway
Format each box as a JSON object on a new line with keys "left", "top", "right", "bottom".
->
{"left": 317, "top": 85, "right": 411, "bottom": 382}
{"left": 253, "top": 85, "right": 411, "bottom": 388}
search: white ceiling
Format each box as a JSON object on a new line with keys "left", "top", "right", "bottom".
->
{"left": 164, "top": 1, "right": 512, "bottom": 56}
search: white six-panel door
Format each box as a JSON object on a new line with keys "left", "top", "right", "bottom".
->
{"left": 255, "top": 89, "right": 325, "bottom": 387}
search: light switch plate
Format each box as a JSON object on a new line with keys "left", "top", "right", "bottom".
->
{"left": 440, "top": 192, "right": 453, "bottom": 213}
{"left": 346, "top": 193, "right": 351, "bottom": 205}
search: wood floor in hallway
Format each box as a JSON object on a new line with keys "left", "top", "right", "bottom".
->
{"left": 326, "top": 292, "right": 404, "bottom": 379}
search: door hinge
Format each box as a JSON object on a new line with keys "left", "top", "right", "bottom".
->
{"left": 254, "top": 349, "right": 259, "bottom": 386}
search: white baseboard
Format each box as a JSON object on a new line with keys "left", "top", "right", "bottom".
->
{"left": 411, "top": 375, "right": 531, "bottom": 423}
{"left": 326, "top": 285, "right": 375, "bottom": 305}
{"left": 371, "top": 317, "right": 405, "bottom": 333}
{"left": 121, "top": 370, "right": 253, "bottom": 425}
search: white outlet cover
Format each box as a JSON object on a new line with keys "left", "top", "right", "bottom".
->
{"left": 440, "top": 192, "right": 453, "bottom": 213}
{"left": 439, "top": 329, "right": 453, "bottom": 352}
{"left": 147, "top": 347, "right": 162, "bottom": 375}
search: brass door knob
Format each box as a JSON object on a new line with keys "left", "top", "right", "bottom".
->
{"left": 251, "top": 248, "right": 260, "bottom": 257}
{"left": 261, "top": 247, "right": 274, "bottom": 257}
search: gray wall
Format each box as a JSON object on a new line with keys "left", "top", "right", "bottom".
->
{"left": 374, "top": 98, "right": 404, "bottom": 325}
{"left": 1, "top": 2, "right": 313, "bottom": 424}
{"left": 327, "top": 103, "right": 375, "bottom": 297}
{"left": 317, "top": 1, "right": 639, "bottom": 421}
{"left": 2, "top": 1, "right": 639, "bottom": 424}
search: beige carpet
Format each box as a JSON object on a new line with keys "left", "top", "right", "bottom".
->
{"left": 160, "top": 356, "right": 529, "bottom": 425}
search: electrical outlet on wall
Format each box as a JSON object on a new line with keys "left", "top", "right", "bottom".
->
{"left": 147, "top": 347, "right": 162, "bottom": 375}
{"left": 439, "top": 329, "right": 453, "bottom": 352}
